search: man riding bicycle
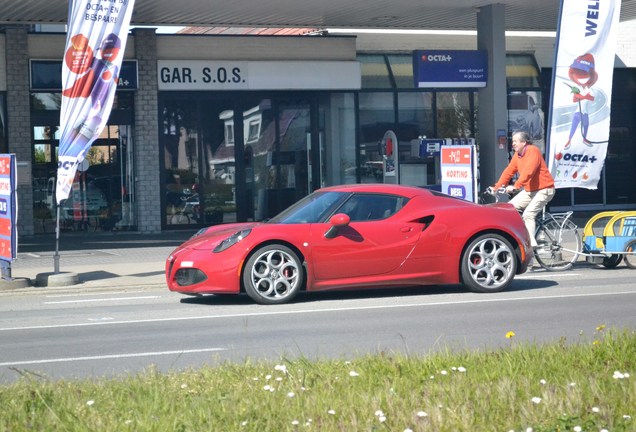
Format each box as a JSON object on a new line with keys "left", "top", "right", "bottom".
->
{"left": 490, "top": 131, "right": 556, "bottom": 250}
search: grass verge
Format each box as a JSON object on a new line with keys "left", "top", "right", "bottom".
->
{"left": 1, "top": 328, "right": 634, "bottom": 431}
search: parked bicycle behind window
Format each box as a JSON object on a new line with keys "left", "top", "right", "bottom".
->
{"left": 490, "top": 131, "right": 556, "bottom": 250}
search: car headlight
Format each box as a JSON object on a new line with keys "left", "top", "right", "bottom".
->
{"left": 213, "top": 229, "right": 252, "bottom": 253}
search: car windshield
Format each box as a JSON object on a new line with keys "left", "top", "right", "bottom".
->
{"left": 268, "top": 191, "right": 347, "bottom": 224}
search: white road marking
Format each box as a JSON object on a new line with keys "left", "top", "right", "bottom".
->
{"left": 43, "top": 296, "right": 160, "bottom": 305}
{"left": 2, "top": 289, "right": 635, "bottom": 333}
{"left": 518, "top": 272, "right": 581, "bottom": 279}
{"left": 0, "top": 348, "right": 226, "bottom": 367}
{"left": 45, "top": 290, "right": 147, "bottom": 298}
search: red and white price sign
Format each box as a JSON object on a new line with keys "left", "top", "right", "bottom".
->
{"left": 0, "top": 154, "right": 17, "bottom": 263}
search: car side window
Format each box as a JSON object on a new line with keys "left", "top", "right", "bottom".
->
{"left": 336, "top": 193, "right": 405, "bottom": 222}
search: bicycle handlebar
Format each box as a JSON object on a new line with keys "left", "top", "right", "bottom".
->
{"left": 485, "top": 186, "right": 508, "bottom": 196}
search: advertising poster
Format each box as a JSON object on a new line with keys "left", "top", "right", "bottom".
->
{"left": 546, "top": 0, "right": 621, "bottom": 189}
{"left": 56, "top": 0, "right": 135, "bottom": 204}
{"left": 0, "top": 154, "right": 17, "bottom": 263}
{"left": 413, "top": 50, "right": 487, "bottom": 88}
{"left": 441, "top": 145, "right": 477, "bottom": 202}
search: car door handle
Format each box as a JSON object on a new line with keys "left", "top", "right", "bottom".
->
{"left": 400, "top": 226, "right": 413, "bottom": 233}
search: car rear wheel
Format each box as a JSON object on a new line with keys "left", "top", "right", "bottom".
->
{"left": 461, "top": 234, "right": 517, "bottom": 293}
{"left": 243, "top": 244, "right": 304, "bottom": 305}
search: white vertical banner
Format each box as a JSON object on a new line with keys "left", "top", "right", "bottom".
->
{"left": 546, "top": 0, "right": 621, "bottom": 189}
{"left": 56, "top": 0, "right": 135, "bottom": 204}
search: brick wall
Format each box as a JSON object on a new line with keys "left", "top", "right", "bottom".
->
{"left": 132, "top": 29, "right": 161, "bottom": 233}
{"left": 5, "top": 27, "right": 34, "bottom": 236}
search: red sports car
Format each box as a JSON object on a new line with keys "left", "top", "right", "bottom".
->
{"left": 166, "top": 184, "right": 532, "bottom": 304}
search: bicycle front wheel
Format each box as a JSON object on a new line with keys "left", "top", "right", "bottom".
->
{"left": 534, "top": 218, "right": 581, "bottom": 271}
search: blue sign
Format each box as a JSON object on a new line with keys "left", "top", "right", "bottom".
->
{"left": 417, "top": 138, "right": 445, "bottom": 158}
{"left": 447, "top": 184, "right": 467, "bottom": 199}
{"left": 413, "top": 50, "right": 488, "bottom": 88}
{"left": 30, "top": 60, "right": 138, "bottom": 91}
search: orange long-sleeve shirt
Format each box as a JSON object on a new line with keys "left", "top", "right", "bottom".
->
{"left": 494, "top": 144, "right": 554, "bottom": 192}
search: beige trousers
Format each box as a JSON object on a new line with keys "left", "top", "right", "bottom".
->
{"left": 509, "top": 187, "right": 556, "bottom": 247}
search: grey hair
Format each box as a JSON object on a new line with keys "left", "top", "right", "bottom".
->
{"left": 512, "top": 130, "right": 532, "bottom": 144}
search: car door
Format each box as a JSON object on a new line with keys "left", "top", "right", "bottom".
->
{"left": 309, "top": 193, "right": 421, "bottom": 280}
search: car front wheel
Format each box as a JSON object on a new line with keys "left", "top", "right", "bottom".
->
{"left": 242, "top": 244, "right": 304, "bottom": 305}
{"left": 461, "top": 234, "right": 517, "bottom": 293}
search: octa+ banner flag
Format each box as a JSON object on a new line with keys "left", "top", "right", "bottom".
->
{"left": 546, "top": 0, "right": 621, "bottom": 189}
{"left": 56, "top": 0, "right": 135, "bottom": 204}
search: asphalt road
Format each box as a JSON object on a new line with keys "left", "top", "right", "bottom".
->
{"left": 1, "top": 265, "right": 635, "bottom": 384}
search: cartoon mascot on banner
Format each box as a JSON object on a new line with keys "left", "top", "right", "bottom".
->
{"left": 563, "top": 53, "right": 598, "bottom": 150}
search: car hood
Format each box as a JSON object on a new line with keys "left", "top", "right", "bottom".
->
{"left": 181, "top": 222, "right": 262, "bottom": 250}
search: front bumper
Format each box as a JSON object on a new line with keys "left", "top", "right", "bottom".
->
{"left": 166, "top": 247, "right": 242, "bottom": 294}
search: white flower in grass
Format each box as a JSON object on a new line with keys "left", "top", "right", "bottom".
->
{"left": 241, "top": 420, "right": 248, "bottom": 426}
{"left": 276, "top": 377, "right": 283, "bottom": 381}
{"left": 416, "top": 411, "right": 428, "bottom": 417}
{"left": 592, "top": 407, "right": 600, "bottom": 413}
{"left": 265, "top": 374, "right": 272, "bottom": 380}
{"left": 440, "top": 370, "right": 448, "bottom": 375}
{"left": 349, "top": 371, "right": 360, "bottom": 377}
{"left": 540, "top": 379, "right": 547, "bottom": 385}
{"left": 328, "top": 409, "right": 336, "bottom": 415}
{"left": 375, "top": 410, "right": 384, "bottom": 417}
{"left": 531, "top": 397, "right": 542, "bottom": 404}
{"left": 404, "top": 429, "right": 414, "bottom": 432}
{"left": 600, "top": 429, "right": 609, "bottom": 432}
{"left": 526, "top": 428, "right": 534, "bottom": 432}
{"left": 274, "top": 364, "right": 288, "bottom": 373}
{"left": 624, "top": 415, "right": 632, "bottom": 420}
{"left": 180, "top": 383, "right": 187, "bottom": 389}
{"left": 86, "top": 400, "right": 95, "bottom": 406}
{"left": 378, "top": 416, "right": 386, "bottom": 422}
{"left": 568, "top": 382, "right": 576, "bottom": 387}
{"left": 458, "top": 366, "right": 466, "bottom": 372}
{"left": 430, "top": 375, "right": 435, "bottom": 380}
{"left": 291, "top": 420, "right": 299, "bottom": 425}
{"left": 263, "top": 385, "right": 271, "bottom": 391}
{"left": 573, "top": 426, "right": 582, "bottom": 432}
{"left": 613, "top": 370, "right": 627, "bottom": 379}
{"left": 287, "top": 392, "right": 295, "bottom": 398}
{"left": 124, "top": 420, "right": 133, "bottom": 425}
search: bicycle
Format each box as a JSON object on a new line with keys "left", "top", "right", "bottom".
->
{"left": 481, "top": 188, "right": 582, "bottom": 271}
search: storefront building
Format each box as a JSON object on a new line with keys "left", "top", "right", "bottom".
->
{"left": 1, "top": 26, "right": 635, "bottom": 237}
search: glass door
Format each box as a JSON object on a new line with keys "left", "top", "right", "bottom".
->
{"left": 161, "top": 97, "right": 238, "bottom": 228}
{"left": 249, "top": 97, "right": 317, "bottom": 220}
{"left": 32, "top": 123, "right": 135, "bottom": 233}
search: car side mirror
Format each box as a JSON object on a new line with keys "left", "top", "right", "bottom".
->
{"left": 324, "top": 213, "right": 350, "bottom": 239}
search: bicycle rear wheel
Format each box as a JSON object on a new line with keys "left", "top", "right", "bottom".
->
{"left": 534, "top": 218, "right": 581, "bottom": 271}
{"left": 625, "top": 239, "right": 636, "bottom": 269}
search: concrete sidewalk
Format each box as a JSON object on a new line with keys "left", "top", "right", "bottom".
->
{"left": 1, "top": 230, "right": 197, "bottom": 292}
